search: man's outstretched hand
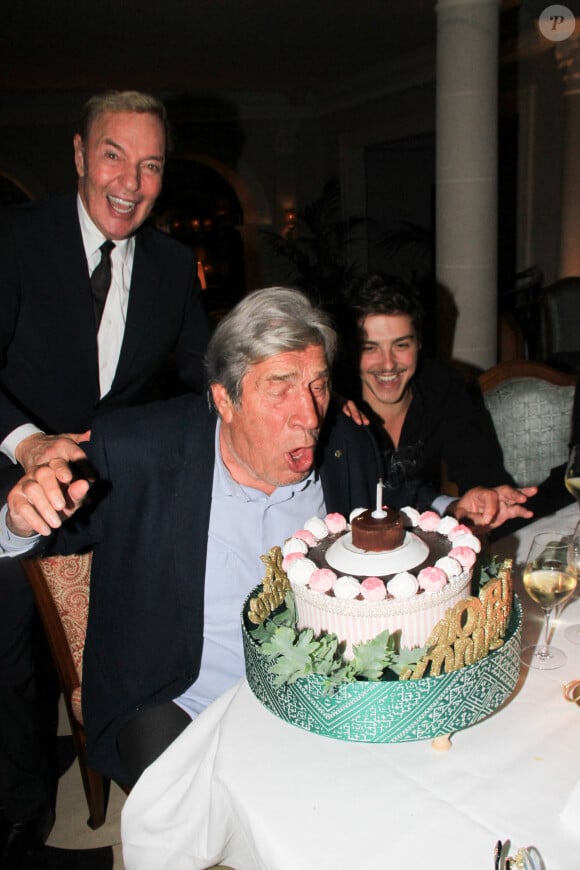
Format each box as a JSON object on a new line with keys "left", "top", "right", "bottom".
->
{"left": 450, "top": 484, "right": 537, "bottom": 529}
{"left": 8, "top": 432, "right": 93, "bottom": 537}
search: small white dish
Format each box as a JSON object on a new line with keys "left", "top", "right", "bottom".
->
{"left": 325, "top": 531, "right": 429, "bottom": 576}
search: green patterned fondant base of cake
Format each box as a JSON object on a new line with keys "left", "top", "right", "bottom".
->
{"left": 242, "top": 591, "right": 522, "bottom": 743}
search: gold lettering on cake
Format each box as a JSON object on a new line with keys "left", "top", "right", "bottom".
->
{"left": 247, "top": 546, "right": 291, "bottom": 625}
{"left": 401, "top": 559, "right": 513, "bottom": 679}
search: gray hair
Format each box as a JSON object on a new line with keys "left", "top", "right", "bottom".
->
{"left": 206, "top": 287, "right": 337, "bottom": 407}
{"left": 78, "top": 90, "right": 170, "bottom": 148}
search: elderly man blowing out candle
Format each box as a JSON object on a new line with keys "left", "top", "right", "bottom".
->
{"left": 0, "top": 287, "right": 534, "bottom": 790}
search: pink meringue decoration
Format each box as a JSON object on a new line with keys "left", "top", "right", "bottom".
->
{"left": 324, "top": 512, "right": 347, "bottom": 534}
{"left": 287, "top": 558, "right": 317, "bottom": 587}
{"left": 449, "top": 545, "right": 478, "bottom": 568}
{"left": 447, "top": 523, "right": 472, "bottom": 540}
{"left": 281, "top": 551, "right": 304, "bottom": 572}
{"left": 418, "top": 511, "right": 441, "bottom": 532}
{"left": 308, "top": 568, "right": 337, "bottom": 593}
{"left": 292, "top": 529, "right": 317, "bottom": 547}
{"left": 417, "top": 566, "right": 448, "bottom": 593}
{"left": 387, "top": 571, "right": 418, "bottom": 599}
{"left": 360, "top": 576, "right": 387, "bottom": 601}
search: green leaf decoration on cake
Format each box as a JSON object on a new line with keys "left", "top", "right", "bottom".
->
{"left": 389, "top": 644, "right": 429, "bottom": 676}
{"left": 474, "top": 553, "right": 505, "bottom": 589}
{"left": 250, "top": 591, "right": 444, "bottom": 687}
{"left": 350, "top": 631, "right": 396, "bottom": 680}
{"left": 262, "top": 626, "right": 320, "bottom": 685}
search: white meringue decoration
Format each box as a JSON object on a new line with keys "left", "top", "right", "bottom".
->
{"left": 281, "top": 537, "right": 308, "bottom": 557}
{"left": 400, "top": 506, "right": 421, "bottom": 527}
{"left": 450, "top": 532, "right": 481, "bottom": 553}
{"left": 437, "top": 516, "right": 460, "bottom": 536}
{"left": 387, "top": 571, "right": 419, "bottom": 599}
{"left": 332, "top": 575, "right": 360, "bottom": 600}
{"left": 287, "top": 558, "right": 317, "bottom": 586}
{"left": 303, "top": 516, "right": 329, "bottom": 540}
{"left": 435, "top": 555, "right": 463, "bottom": 579}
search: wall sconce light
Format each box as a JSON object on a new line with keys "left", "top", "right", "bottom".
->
{"left": 284, "top": 208, "right": 297, "bottom": 237}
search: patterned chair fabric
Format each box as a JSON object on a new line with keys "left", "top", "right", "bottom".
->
{"left": 482, "top": 378, "right": 575, "bottom": 487}
{"left": 35, "top": 552, "right": 92, "bottom": 723}
{"left": 22, "top": 551, "right": 111, "bottom": 829}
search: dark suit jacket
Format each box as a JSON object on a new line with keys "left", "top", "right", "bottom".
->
{"left": 43, "top": 396, "right": 382, "bottom": 784}
{"left": 0, "top": 193, "right": 209, "bottom": 445}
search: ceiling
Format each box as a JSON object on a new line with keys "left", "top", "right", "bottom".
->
{"left": 1, "top": 0, "right": 438, "bottom": 97}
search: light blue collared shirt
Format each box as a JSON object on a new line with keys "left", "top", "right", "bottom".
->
{"left": 174, "top": 422, "right": 326, "bottom": 718}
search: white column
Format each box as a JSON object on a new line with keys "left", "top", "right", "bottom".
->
{"left": 435, "top": 0, "right": 501, "bottom": 369}
{"left": 556, "top": 30, "right": 580, "bottom": 277}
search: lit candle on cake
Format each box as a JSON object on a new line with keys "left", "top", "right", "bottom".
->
{"left": 372, "top": 478, "right": 387, "bottom": 518}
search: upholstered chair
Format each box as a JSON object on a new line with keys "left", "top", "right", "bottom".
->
{"left": 479, "top": 361, "right": 578, "bottom": 487}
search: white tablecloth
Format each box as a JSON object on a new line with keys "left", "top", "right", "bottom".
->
{"left": 122, "top": 504, "right": 580, "bottom": 870}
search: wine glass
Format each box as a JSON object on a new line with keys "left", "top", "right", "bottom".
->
{"left": 563, "top": 447, "right": 580, "bottom": 644}
{"left": 522, "top": 532, "right": 577, "bottom": 670}
{"left": 564, "top": 519, "right": 580, "bottom": 645}
{"left": 565, "top": 445, "right": 580, "bottom": 505}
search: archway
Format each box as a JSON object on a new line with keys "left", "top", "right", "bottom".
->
{"left": 155, "top": 154, "right": 271, "bottom": 317}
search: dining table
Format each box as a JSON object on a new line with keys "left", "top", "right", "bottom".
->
{"left": 121, "top": 503, "right": 580, "bottom": 870}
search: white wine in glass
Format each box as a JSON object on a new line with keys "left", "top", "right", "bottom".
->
{"left": 522, "top": 532, "right": 577, "bottom": 670}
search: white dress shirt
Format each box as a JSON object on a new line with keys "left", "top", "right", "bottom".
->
{"left": 77, "top": 196, "right": 135, "bottom": 398}
{"left": 174, "top": 422, "right": 326, "bottom": 719}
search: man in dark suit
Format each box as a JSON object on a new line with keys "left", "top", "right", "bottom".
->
{"left": 2, "top": 288, "right": 533, "bottom": 791}
{"left": 0, "top": 90, "right": 209, "bottom": 866}
{"left": 0, "top": 89, "right": 208, "bottom": 471}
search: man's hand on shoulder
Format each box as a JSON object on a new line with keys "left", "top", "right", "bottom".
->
{"left": 334, "top": 393, "right": 369, "bottom": 426}
{"left": 14, "top": 431, "right": 91, "bottom": 473}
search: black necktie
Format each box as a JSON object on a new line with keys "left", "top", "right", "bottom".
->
{"left": 90, "top": 240, "right": 115, "bottom": 328}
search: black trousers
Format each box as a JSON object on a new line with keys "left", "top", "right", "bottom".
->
{"left": 116, "top": 701, "right": 192, "bottom": 789}
{"left": 0, "top": 558, "right": 55, "bottom": 829}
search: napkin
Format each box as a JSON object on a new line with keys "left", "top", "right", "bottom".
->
{"left": 560, "top": 778, "right": 580, "bottom": 838}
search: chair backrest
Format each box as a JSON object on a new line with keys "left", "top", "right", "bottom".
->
{"left": 479, "top": 361, "right": 578, "bottom": 487}
{"left": 22, "top": 551, "right": 116, "bottom": 829}
{"left": 23, "top": 552, "right": 92, "bottom": 723}
{"left": 540, "top": 277, "right": 580, "bottom": 356}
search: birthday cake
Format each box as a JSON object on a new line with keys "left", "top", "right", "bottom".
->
{"left": 242, "top": 505, "right": 521, "bottom": 745}
{"left": 280, "top": 506, "right": 480, "bottom": 657}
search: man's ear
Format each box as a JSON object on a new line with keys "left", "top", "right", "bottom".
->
{"left": 73, "top": 134, "right": 85, "bottom": 177}
{"left": 210, "top": 383, "right": 234, "bottom": 422}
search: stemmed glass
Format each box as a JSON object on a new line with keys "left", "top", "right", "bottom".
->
{"left": 522, "top": 532, "right": 577, "bottom": 670}
{"left": 565, "top": 445, "right": 580, "bottom": 504}
{"left": 564, "top": 519, "right": 580, "bottom": 645}
{"left": 563, "top": 446, "right": 580, "bottom": 644}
